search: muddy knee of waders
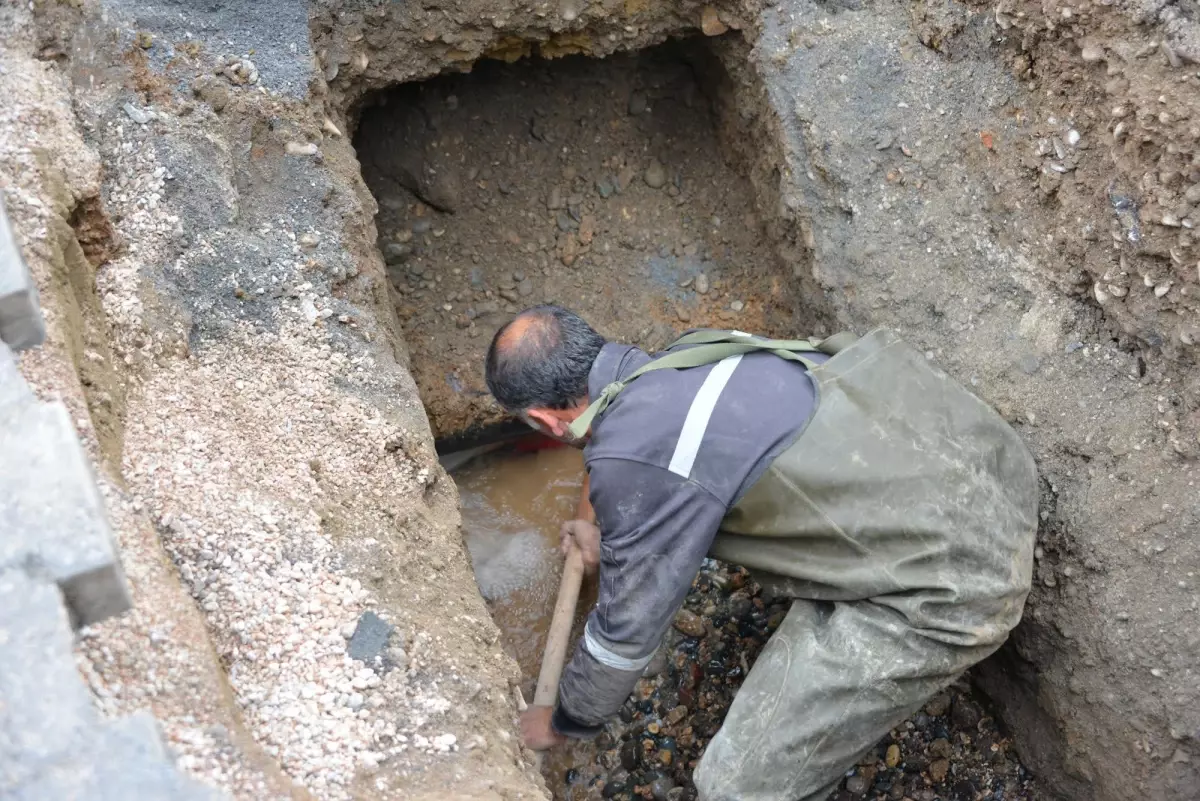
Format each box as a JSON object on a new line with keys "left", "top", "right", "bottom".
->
{"left": 692, "top": 598, "right": 1002, "bottom": 801}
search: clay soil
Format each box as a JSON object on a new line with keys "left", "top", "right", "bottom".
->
{"left": 353, "top": 38, "right": 805, "bottom": 439}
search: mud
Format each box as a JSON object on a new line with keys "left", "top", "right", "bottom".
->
{"left": 353, "top": 38, "right": 813, "bottom": 438}
{"left": 456, "top": 444, "right": 592, "bottom": 686}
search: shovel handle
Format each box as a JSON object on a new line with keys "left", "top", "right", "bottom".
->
{"left": 533, "top": 545, "right": 586, "bottom": 706}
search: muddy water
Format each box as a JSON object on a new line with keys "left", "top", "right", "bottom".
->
{"left": 454, "top": 445, "right": 596, "bottom": 692}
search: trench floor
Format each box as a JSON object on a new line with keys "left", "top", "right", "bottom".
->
{"left": 354, "top": 40, "right": 800, "bottom": 438}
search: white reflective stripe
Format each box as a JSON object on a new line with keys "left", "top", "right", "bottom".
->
{"left": 584, "top": 623, "right": 654, "bottom": 672}
{"left": 667, "top": 354, "right": 743, "bottom": 479}
{"left": 730, "top": 330, "right": 750, "bottom": 337}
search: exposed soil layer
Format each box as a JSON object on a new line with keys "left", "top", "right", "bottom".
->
{"left": 354, "top": 39, "right": 808, "bottom": 438}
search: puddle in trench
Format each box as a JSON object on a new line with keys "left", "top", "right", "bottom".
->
{"left": 455, "top": 443, "right": 596, "bottom": 690}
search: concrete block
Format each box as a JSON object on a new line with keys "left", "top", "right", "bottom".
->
{"left": 0, "top": 571, "right": 99, "bottom": 793}
{"left": 9, "top": 710, "right": 225, "bottom": 801}
{"left": 0, "top": 401, "right": 131, "bottom": 625}
{"left": 0, "top": 340, "right": 34, "bottom": 412}
{"left": 0, "top": 197, "right": 45, "bottom": 351}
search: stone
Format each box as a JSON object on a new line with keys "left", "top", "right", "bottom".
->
{"left": 886, "top": 743, "right": 901, "bottom": 768}
{"left": 846, "top": 774, "right": 868, "bottom": 794}
{"left": 701, "top": 6, "right": 729, "bottom": 36}
{"left": 347, "top": 611, "right": 393, "bottom": 662}
{"left": 547, "top": 187, "right": 564, "bottom": 209}
{"left": 695, "top": 273, "right": 710, "bottom": 294}
{"left": 730, "top": 300, "right": 744, "bottom": 312}
{"left": 0, "top": 198, "right": 45, "bottom": 350}
{"left": 650, "top": 776, "right": 676, "bottom": 800}
{"left": 383, "top": 243, "right": 412, "bottom": 265}
{"left": 929, "top": 758, "right": 950, "bottom": 783}
{"left": 644, "top": 159, "right": 667, "bottom": 189}
{"left": 517, "top": 279, "right": 534, "bottom": 297}
{"left": 951, "top": 696, "right": 981, "bottom": 730}
{"left": 924, "top": 694, "right": 950, "bottom": 717}
{"left": 122, "top": 103, "right": 154, "bottom": 124}
{"left": 596, "top": 176, "right": 617, "bottom": 199}
{"left": 673, "top": 609, "right": 706, "bottom": 638}
{"left": 284, "top": 141, "right": 319, "bottom": 156}
{"left": 929, "top": 738, "right": 951, "bottom": 758}
{"left": 0, "top": 402, "right": 131, "bottom": 625}
{"left": 628, "top": 91, "right": 649, "bottom": 116}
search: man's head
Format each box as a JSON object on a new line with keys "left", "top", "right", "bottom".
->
{"left": 485, "top": 305, "right": 606, "bottom": 444}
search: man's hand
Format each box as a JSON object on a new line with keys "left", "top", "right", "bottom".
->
{"left": 560, "top": 519, "right": 600, "bottom": 573}
{"left": 520, "top": 705, "right": 567, "bottom": 751}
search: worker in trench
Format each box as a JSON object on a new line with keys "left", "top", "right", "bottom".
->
{"left": 484, "top": 305, "right": 1037, "bottom": 801}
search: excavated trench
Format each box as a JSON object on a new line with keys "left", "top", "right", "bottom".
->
{"left": 350, "top": 36, "right": 1039, "bottom": 801}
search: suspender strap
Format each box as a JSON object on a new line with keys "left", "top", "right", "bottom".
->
{"left": 567, "top": 330, "right": 846, "bottom": 439}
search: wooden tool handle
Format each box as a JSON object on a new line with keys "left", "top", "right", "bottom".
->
{"left": 533, "top": 545, "right": 585, "bottom": 707}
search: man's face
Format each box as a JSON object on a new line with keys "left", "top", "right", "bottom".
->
{"left": 519, "top": 409, "right": 589, "bottom": 448}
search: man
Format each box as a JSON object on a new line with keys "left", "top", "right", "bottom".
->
{"left": 485, "top": 305, "right": 1037, "bottom": 801}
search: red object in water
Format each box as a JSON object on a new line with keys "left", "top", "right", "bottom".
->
{"left": 509, "top": 432, "right": 567, "bottom": 453}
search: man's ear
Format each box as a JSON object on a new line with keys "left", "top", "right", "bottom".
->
{"left": 526, "top": 408, "right": 567, "bottom": 437}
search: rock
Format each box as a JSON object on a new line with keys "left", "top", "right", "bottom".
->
{"left": 285, "top": 141, "right": 320, "bottom": 157}
{"left": 846, "top": 774, "right": 868, "bottom": 794}
{"left": 644, "top": 159, "right": 667, "bottom": 189}
{"left": 620, "top": 738, "right": 639, "bottom": 770}
{"left": 695, "top": 273, "right": 710, "bottom": 295}
{"left": 617, "top": 165, "right": 638, "bottom": 192}
{"left": 925, "top": 694, "right": 950, "bottom": 717}
{"left": 676, "top": 306, "right": 692, "bottom": 323}
{"left": 886, "top": 743, "right": 901, "bottom": 768}
{"left": 548, "top": 187, "right": 564, "bottom": 209}
{"left": 651, "top": 776, "right": 676, "bottom": 800}
{"left": 951, "top": 696, "right": 981, "bottom": 731}
{"left": 730, "top": 300, "right": 744, "bottom": 312}
{"left": 1185, "top": 184, "right": 1200, "bottom": 204}
{"left": 386, "top": 646, "right": 408, "bottom": 671}
{"left": 191, "top": 76, "right": 231, "bottom": 111}
{"left": 628, "top": 91, "right": 649, "bottom": 116}
{"left": 499, "top": 288, "right": 519, "bottom": 302}
{"left": 323, "top": 117, "right": 343, "bottom": 137}
{"left": 556, "top": 211, "right": 575, "bottom": 232}
{"left": 578, "top": 215, "right": 596, "bottom": 245}
{"left": 122, "top": 103, "right": 154, "bottom": 125}
{"left": 596, "top": 176, "right": 617, "bottom": 199}
{"left": 347, "top": 611, "right": 393, "bottom": 662}
{"left": 929, "top": 738, "right": 951, "bottom": 758}
{"left": 701, "top": 6, "right": 729, "bottom": 36}
{"left": 383, "top": 243, "right": 412, "bottom": 265}
{"left": 673, "top": 609, "right": 706, "bottom": 638}
{"left": 929, "top": 758, "right": 950, "bottom": 783}
{"left": 517, "top": 279, "right": 534, "bottom": 297}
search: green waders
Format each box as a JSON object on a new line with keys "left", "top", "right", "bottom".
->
{"left": 574, "top": 328, "right": 1038, "bottom": 801}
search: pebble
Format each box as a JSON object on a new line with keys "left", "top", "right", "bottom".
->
{"left": 547, "top": 187, "right": 564, "bottom": 209}
{"left": 383, "top": 243, "right": 412, "bottom": 265}
{"left": 676, "top": 306, "right": 692, "bottom": 323}
{"left": 285, "top": 141, "right": 319, "bottom": 157}
{"left": 925, "top": 694, "right": 950, "bottom": 717}
{"left": 846, "top": 774, "right": 868, "bottom": 794}
{"left": 695, "top": 273, "right": 710, "bottom": 294}
{"left": 628, "top": 91, "right": 649, "bottom": 116}
{"left": 596, "top": 176, "right": 617, "bottom": 199}
{"left": 644, "top": 159, "right": 667, "bottom": 189}
{"left": 518, "top": 279, "right": 534, "bottom": 297}
{"left": 673, "top": 609, "right": 706, "bottom": 638}
{"left": 929, "top": 757, "right": 950, "bottom": 782}
{"left": 886, "top": 743, "right": 901, "bottom": 767}
{"left": 123, "top": 103, "right": 154, "bottom": 125}
{"left": 701, "top": 6, "right": 729, "bottom": 36}
{"left": 730, "top": 300, "right": 744, "bottom": 312}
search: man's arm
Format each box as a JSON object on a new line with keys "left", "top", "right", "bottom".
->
{"left": 551, "top": 458, "right": 726, "bottom": 737}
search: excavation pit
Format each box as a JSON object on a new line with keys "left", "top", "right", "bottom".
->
{"left": 352, "top": 37, "right": 811, "bottom": 441}
{"left": 352, "top": 35, "right": 1039, "bottom": 801}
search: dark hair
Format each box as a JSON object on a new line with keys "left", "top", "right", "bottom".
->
{"left": 485, "top": 305, "right": 606, "bottom": 412}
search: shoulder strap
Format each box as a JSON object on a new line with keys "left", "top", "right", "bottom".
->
{"left": 567, "top": 330, "right": 851, "bottom": 439}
